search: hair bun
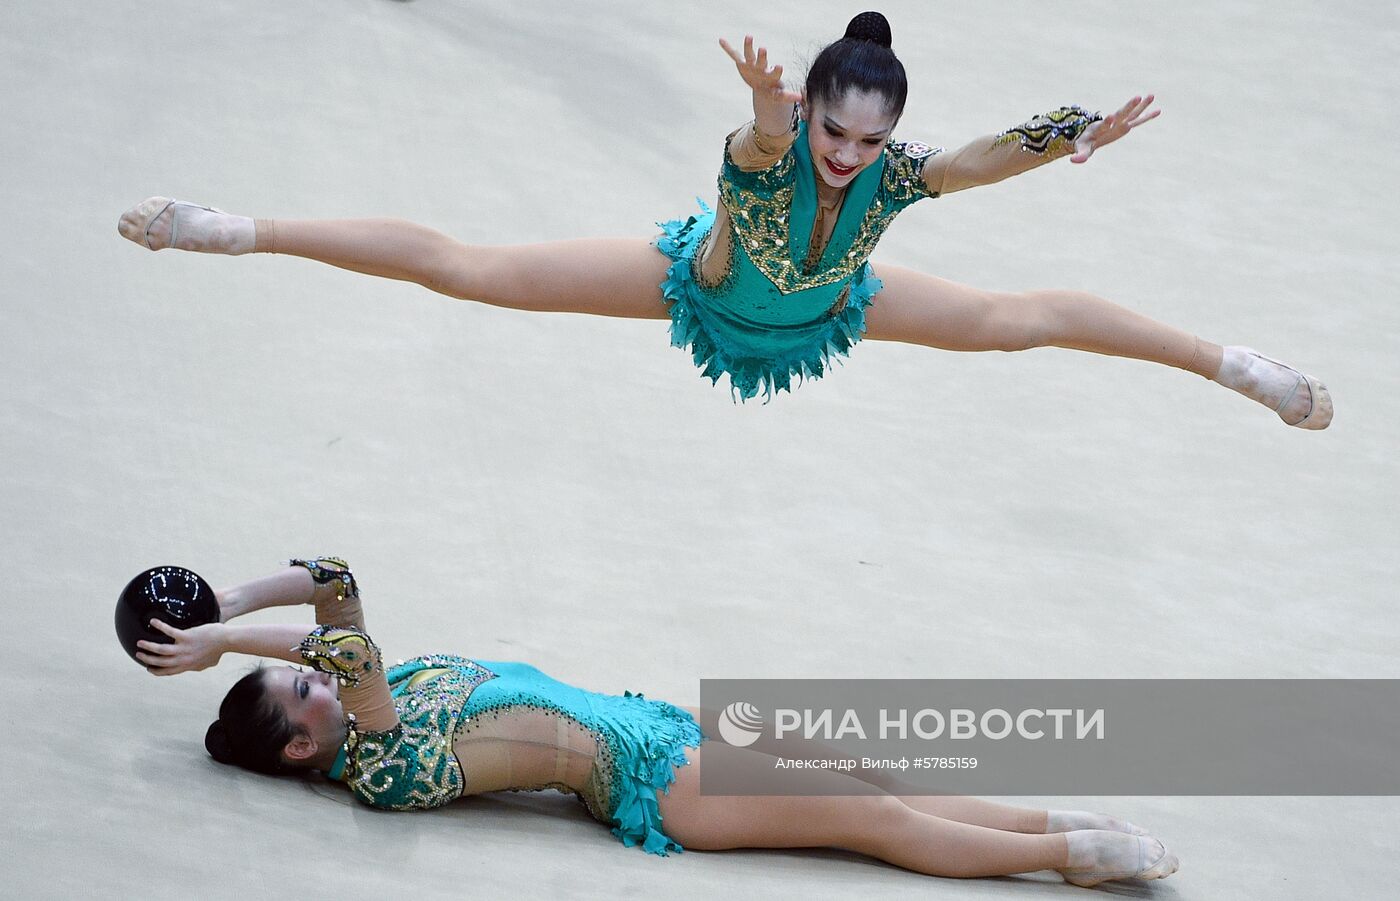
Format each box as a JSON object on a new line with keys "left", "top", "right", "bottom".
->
{"left": 205, "top": 720, "right": 237, "bottom": 765}
{"left": 844, "top": 11, "right": 892, "bottom": 48}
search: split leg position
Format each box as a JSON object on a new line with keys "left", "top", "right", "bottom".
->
{"left": 657, "top": 743, "right": 1178, "bottom": 886}
{"left": 865, "top": 265, "right": 1330, "bottom": 427}
{"left": 117, "top": 199, "right": 1330, "bottom": 427}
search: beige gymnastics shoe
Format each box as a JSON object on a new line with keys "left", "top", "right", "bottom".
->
{"left": 118, "top": 196, "right": 255, "bottom": 254}
{"left": 1058, "top": 831, "right": 1179, "bottom": 888}
{"left": 1218, "top": 345, "right": 1333, "bottom": 429}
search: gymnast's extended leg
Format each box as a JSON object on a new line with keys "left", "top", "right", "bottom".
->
{"left": 117, "top": 198, "right": 671, "bottom": 320}
{"left": 674, "top": 706, "right": 1141, "bottom": 837}
{"left": 656, "top": 745, "right": 1177, "bottom": 885}
{"left": 865, "top": 264, "right": 1331, "bottom": 429}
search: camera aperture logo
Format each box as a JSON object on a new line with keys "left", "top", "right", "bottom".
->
{"left": 718, "top": 701, "right": 764, "bottom": 747}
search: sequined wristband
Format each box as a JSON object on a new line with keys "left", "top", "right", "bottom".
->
{"left": 288, "top": 556, "right": 360, "bottom": 601}
{"left": 993, "top": 105, "right": 1104, "bottom": 156}
{"left": 299, "top": 625, "right": 382, "bottom": 687}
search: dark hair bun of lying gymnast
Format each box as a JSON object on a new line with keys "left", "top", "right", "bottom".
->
{"left": 204, "top": 720, "right": 237, "bottom": 765}
{"left": 807, "top": 11, "right": 907, "bottom": 118}
{"left": 844, "top": 10, "right": 893, "bottom": 48}
{"left": 114, "top": 565, "right": 219, "bottom": 663}
{"left": 205, "top": 668, "right": 300, "bottom": 775}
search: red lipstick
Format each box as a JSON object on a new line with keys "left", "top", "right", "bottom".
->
{"left": 824, "top": 158, "right": 857, "bottom": 178}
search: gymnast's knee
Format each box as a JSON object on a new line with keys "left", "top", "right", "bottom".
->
{"left": 984, "top": 291, "right": 1052, "bottom": 352}
{"left": 421, "top": 236, "right": 488, "bottom": 299}
{"left": 840, "top": 796, "right": 923, "bottom": 857}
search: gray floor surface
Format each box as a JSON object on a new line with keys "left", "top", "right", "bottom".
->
{"left": 2, "top": 1, "right": 1396, "bottom": 898}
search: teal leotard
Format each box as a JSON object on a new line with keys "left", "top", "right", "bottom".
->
{"left": 321, "top": 650, "right": 703, "bottom": 856}
{"left": 656, "top": 119, "right": 938, "bottom": 401}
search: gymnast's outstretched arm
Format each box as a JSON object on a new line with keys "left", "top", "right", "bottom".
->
{"left": 140, "top": 561, "right": 397, "bottom": 733}
{"left": 212, "top": 557, "right": 362, "bottom": 625}
{"left": 136, "top": 620, "right": 310, "bottom": 672}
{"left": 922, "top": 96, "right": 1158, "bottom": 195}
{"left": 135, "top": 557, "right": 367, "bottom": 673}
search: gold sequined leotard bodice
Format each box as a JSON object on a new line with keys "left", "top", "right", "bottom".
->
{"left": 306, "top": 637, "right": 701, "bottom": 855}
{"left": 288, "top": 558, "right": 702, "bottom": 855}
{"left": 322, "top": 653, "right": 630, "bottom": 820}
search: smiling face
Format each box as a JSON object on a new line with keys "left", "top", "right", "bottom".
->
{"left": 261, "top": 666, "right": 345, "bottom": 764}
{"left": 804, "top": 89, "right": 898, "bottom": 188}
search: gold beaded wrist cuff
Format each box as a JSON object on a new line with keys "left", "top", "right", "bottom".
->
{"left": 299, "top": 625, "right": 382, "bottom": 687}
{"left": 993, "top": 105, "right": 1104, "bottom": 156}
{"left": 288, "top": 556, "right": 360, "bottom": 601}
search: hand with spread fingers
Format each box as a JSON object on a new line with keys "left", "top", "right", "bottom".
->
{"left": 136, "top": 619, "right": 228, "bottom": 675}
{"left": 719, "top": 35, "right": 803, "bottom": 102}
{"left": 1071, "top": 94, "right": 1161, "bottom": 163}
{"left": 719, "top": 34, "right": 802, "bottom": 134}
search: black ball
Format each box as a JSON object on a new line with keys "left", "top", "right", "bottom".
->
{"left": 115, "top": 565, "right": 219, "bottom": 663}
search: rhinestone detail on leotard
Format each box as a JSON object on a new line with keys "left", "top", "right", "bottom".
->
{"left": 333, "top": 655, "right": 496, "bottom": 811}
{"left": 993, "top": 105, "right": 1104, "bottom": 156}
{"left": 717, "top": 131, "right": 938, "bottom": 296}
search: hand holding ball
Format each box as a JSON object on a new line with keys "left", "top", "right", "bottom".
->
{"left": 115, "top": 566, "right": 220, "bottom": 664}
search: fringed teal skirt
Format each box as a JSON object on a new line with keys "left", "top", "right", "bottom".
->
{"left": 592, "top": 690, "right": 704, "bottom": 856}
{"left": 655, "top": 205, "right": 882, "bottom": 402}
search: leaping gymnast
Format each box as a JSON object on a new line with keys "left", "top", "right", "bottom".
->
{"left": 119, "top": 11, "right": 1330, "bottom": 424}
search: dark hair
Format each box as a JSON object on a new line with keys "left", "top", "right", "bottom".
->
{"left": 805, "top": 12, "right": 908, "bottom": 118}
{"left": 204, "top": 667, "right": 301, "bottom": 775}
